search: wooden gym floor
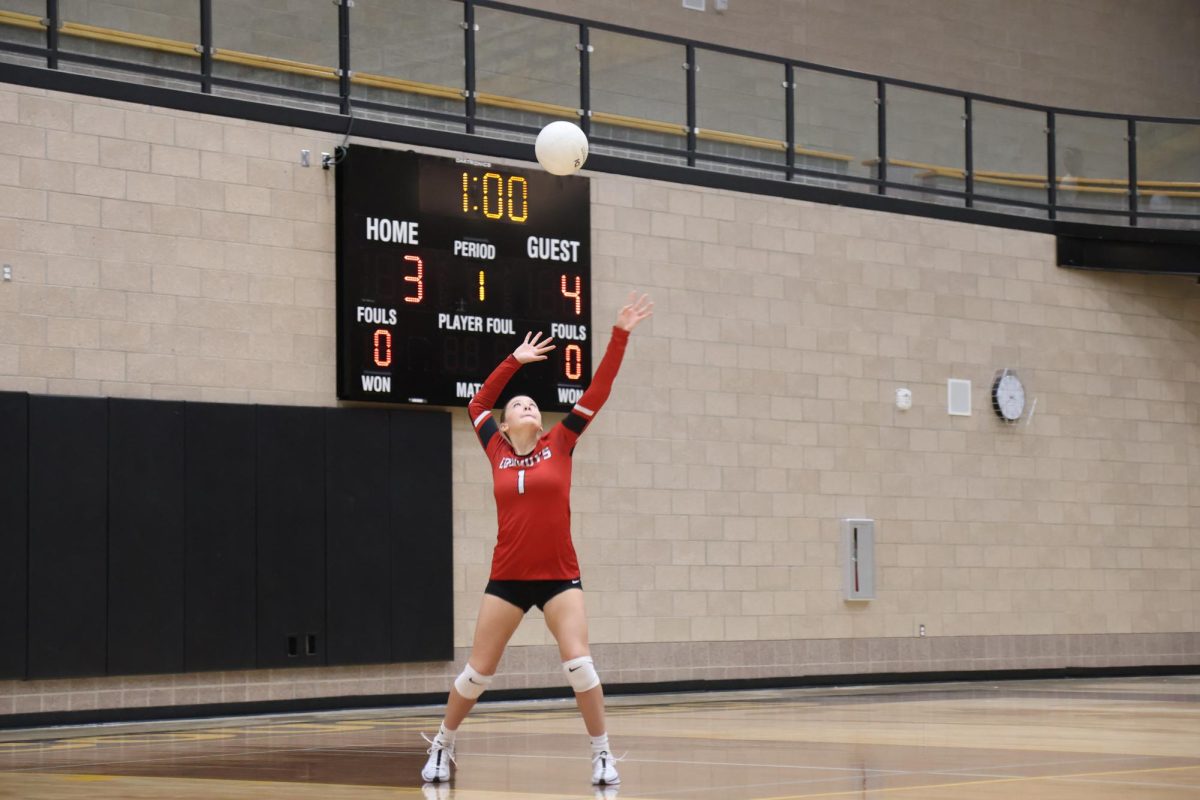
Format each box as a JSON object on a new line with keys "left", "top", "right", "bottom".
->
{"left": 1, "top": 676, "right": 1198, "bottom": 799}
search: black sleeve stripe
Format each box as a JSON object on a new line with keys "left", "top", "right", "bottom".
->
{"left": 477, "top": 417, "right": 499, "bottom": 447}
{"left": 561, "top": 412, "right": 588, "bottom": 436}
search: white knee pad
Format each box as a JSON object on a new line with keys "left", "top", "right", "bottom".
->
{"left": 453, "top": 663, "right": 494, "bottom": 700}
{"left": 563, "top": 655, "right": 601, "bottom": 693}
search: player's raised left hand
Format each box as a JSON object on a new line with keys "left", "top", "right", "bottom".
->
{"left": 513, "top": 331, "right": 556, "bottom": 364}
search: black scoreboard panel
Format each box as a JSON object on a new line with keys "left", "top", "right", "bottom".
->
{"left": 336, "top": 146, "right": 592, "bottom": 411}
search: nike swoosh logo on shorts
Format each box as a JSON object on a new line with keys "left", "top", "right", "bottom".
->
{"left": 569, "top": 665, "right": 582, "bottom": 672}
{"left": 571, "top": 579, "right": 580, "bottom": 584}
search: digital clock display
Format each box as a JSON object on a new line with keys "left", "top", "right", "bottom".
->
{"left": 336, "top": 146, "right": 591, "bottom": 410}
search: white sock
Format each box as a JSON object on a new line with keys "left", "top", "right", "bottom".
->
{"left": 590, "top": 733, "right": 610, "bottom": 754}
{"left": 437, "top": 722, "right": 457, "bottom": 746}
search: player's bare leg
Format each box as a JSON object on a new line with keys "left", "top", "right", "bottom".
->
{"left": 544, "top": 589, "right": 620, "bottom": 785}
{"left": 422, "top": 593, "right": 524, "bottom": 782}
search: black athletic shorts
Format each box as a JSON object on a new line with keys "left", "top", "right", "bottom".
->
{"left": 484, "top": 578, "right": 582, "bottom": 613}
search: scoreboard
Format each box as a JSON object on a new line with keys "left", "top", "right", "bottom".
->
{"left": 336, "top": 146, "right": 591, "bottom": 410}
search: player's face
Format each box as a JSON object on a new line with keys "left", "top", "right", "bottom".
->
{"left": 502, "top": 395, "right": 542, "bottom": 432}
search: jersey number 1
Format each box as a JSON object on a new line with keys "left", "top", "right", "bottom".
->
{"left": 517, "top": 469, "right": 526, "bottom": 495}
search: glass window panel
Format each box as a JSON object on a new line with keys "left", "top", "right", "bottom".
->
{"left": 695, "top": 48, "right": 785, "bottom": 170}
{"left": 793, "top": 68, "right": 876, "bottom": 188}
{"left": 589, "top": 29, "right": 686, "bottom": 160}
{"left": 1055, "top": 114, "right": 1127, "bottom": 215}
{"left": 58, "top": 0, "right": 199, "bottom": 89}
{"left": 0, "top": 1, "right": 47, "bottom": 66}
{"left": 351, "top": 0, "right": 463, "bottom": 131}
{"left": 972, "top": 101, "right": 1048, "bottom": 216}
{"left": 474, "top": 7, "right": 577, "bottom": 133}
{"left": 61, "top": 0, "right": 198, "bottom": 41}
{"left": 1, "top": 1, "right": 43, "bottom": 16}
{"left": 886, "top": 86, "right": 965, "bottom": 205}
{"left": 1136, "top": 121, "right": 1200, "bottom": 225}
{"left": 212, "top": 0, "right": 340, "bottom": 106}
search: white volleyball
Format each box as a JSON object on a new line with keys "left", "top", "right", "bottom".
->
{"left": 535, "top": 120, "right": 588, "bottom": 175}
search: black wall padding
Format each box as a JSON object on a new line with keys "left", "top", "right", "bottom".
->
{"left": 27, "top": 395, "right": 108, "bottom": 679}
{"left": 0, "top": 392, "right": 28, "bottom": 679}
{"left": 256, "top": 406, "right": 326, "bottom": 668}
{"left": 325, "top": 408, "right": 392, "bottom": 665}
{"left": 184, "top": 402, "right": 256, "bottom": 673}
{"left": 391, "top": 410, "right": 454, "bottom": 662}
{"left": 107, "top": 400, "right": 185, "bottom": 676}
{"left": 14, "top": 393, "right": 453, "bottom": 682}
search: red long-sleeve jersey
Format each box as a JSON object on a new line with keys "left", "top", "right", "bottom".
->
{"left": 469, "top": 327, "right": 629, "bottom": 580}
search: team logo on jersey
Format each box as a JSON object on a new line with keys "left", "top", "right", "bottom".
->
{"left": 498, "top": 447, "right": 553, "bottom": 470}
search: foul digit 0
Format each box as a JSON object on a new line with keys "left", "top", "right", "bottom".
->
{"left": 373, "top": 328, "right": 392, "bottom": 367}
{"left": 564, "top": 343, "right": 582, "bottom": 381}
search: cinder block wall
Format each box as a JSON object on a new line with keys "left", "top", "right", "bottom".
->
{"left": 0, "top": 83, "right": 1197, "bottom": 716}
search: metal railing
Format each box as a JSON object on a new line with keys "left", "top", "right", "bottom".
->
{"left": 1, "top": 0, "right": 1198, "bottom": 230}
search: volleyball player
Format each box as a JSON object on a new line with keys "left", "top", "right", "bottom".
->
{"left": 421, "top": 292, "right": 653, "bottom": 788}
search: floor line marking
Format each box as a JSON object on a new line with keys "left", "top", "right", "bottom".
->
{"left": 752, "top": 763, "right": 1200, "bottom": 799}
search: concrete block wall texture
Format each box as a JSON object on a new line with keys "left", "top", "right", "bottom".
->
{"left": 0, "top": 83, "right": 1198, "bottom": 716}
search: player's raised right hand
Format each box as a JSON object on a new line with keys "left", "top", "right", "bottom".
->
{"left": 513, "top": 331, "right": 556, "bottom": 364}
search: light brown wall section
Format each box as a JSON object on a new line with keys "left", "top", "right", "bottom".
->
{"left": 520, "top": 0, "right": 1200, "bottom": 117}
{"left": 0, "top": 83, "right": 1197, "bottom": 716}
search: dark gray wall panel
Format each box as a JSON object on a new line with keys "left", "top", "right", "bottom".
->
{"left": 0, "top": 392, "right": 28, "bottom": 679}
{"left": 184, "top": 402, "right": 256, "bottom": 672}
{"left": 256, "top": 405, "right": 326, "bottom": 668}
{"left": 325, "top": 408, "right": 391, "bottom": 665}
{"left": 27, "top": 395, "right": 107, "bottom": 679}
{"left": 108, "top": 399, "right": 185, "bottom": 676}
{"left": 391, "top": 410, "right": 453, "bottom": 662}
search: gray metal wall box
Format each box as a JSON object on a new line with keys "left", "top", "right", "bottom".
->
{"left": 841, "top": 518, "right": 875, "bottom": 601}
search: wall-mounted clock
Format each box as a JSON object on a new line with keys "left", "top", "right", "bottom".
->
{"left": 991, "top": 369, "right": 1026, "bottom": 423}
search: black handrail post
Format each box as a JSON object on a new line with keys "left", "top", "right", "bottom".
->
{"left": 1046, "top": 110, "right": 1056, "bottom": 220}
{"left": 784, "top": 63, "right": 796, "bottom": 181}
{"left": 964, "top": 96, "right": 974, "bottom": 208}
{"left": 1127, "top": 118, "right": 1138, "bottom": 226}
{"left": 463, "top": 0, "right": 477, "bottom": 135}
{"left": 46, "top": 0, "right": 59, "bottom": 69}
{"left": 337, "top": 0, "right": 351, "bottom": 115}
{"left": 578, "top": 23, "right": 590, "bottom": 136}
{"left": 199, "top": 0, "right": 212, "bottom": 94}
{"left": 876, "top": 80, "right": 886, "bottom": 195}
{"left": 685, "top": 44, "right": 697, "bottom": 167}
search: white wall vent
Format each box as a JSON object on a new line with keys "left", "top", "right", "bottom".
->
{"left": 947, "top": 378, "right": 971, "bottom": 416}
